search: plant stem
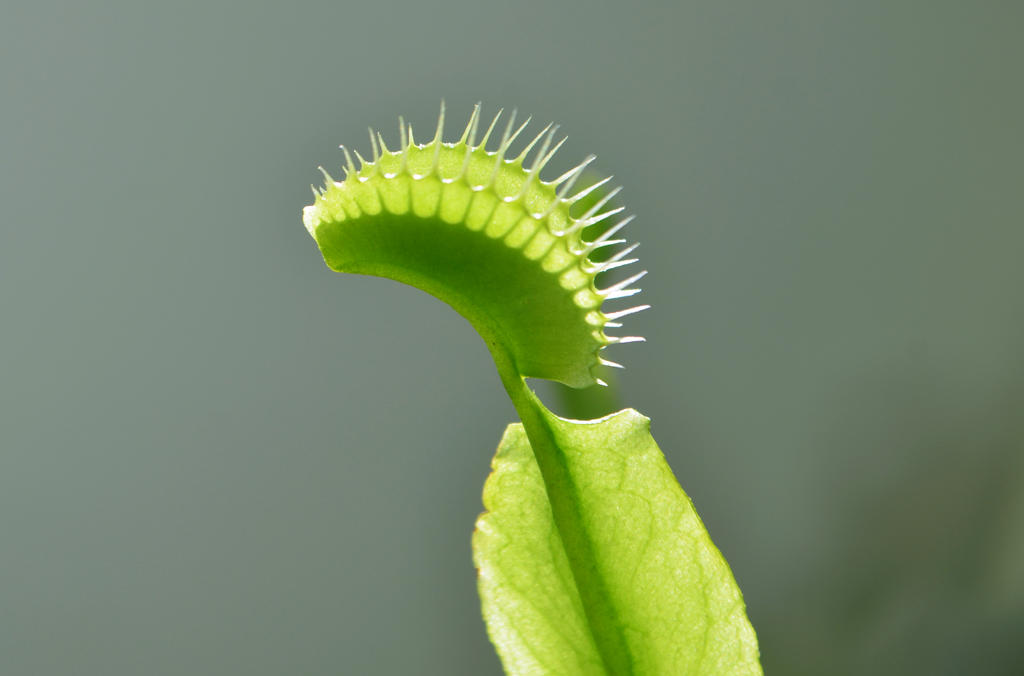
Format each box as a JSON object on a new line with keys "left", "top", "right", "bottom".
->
{"left": 489, "top": 344, "right": 632, "bottom": 675}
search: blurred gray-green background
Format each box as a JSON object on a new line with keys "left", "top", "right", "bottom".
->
{"left": 3, "top": 1, "right": 1022, "bottom": 674}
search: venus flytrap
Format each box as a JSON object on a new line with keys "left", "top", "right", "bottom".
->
{"left": 304, "top": 104, "right": 761, "bottom": 675}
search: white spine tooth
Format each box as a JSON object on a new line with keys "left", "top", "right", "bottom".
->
{"left": 582, "top": 238, "right": 627, "bottom": 255}
{"left": 536, "top": 134, "right": 567, "bottom": 176}
{"left": 504, "top": 116, "right": 533, "bottom": 158}
{"left": 508, "top": 117, "right": 532, "bottom": 147}
{"left": 496, "top": 110, "right": 518, "bottom": 161}
{"left": 552, "top": 156, "right": 595, "bottom": 194}
{"left": 603, "top": 305, "right": 651, "bottom": 321}
{"left": 567, "top": 175, "right": 613, "bottom": 204}
{"left": 579, "top": 186, "right": 624, "bottom": 223}
{"left": 587, "top": 214, "right": 634, "bottom": 246}
{"left": 353, "top": 149, "right": 371, "bottom": 172}
{"left": 518, "top": 128, "right": 561, "bottom": 200}
{"left": 340, "top": 145, "right": 356, "bottom": 175}
{"left": 490, "top": 110, "right": 527, "bottom": 184}
{"left": 601, "top": 270, "right": 648, "bottom": 298}
{"left": 604, "top": 242, "right": 640, "bottom": 264}
{"left": 604, "top": 287, "right": 643, "bottom": 300}
{"left": 598, "top": 357, "right": 624, "bottom": 369}
{"left": 458, "top": 111, "right": 480, "bottom": 181}
{"left": 582, "top": 207, "right": 626, "bottom": 233}
{"left": 459, "top": 103, "right": 481, "bottom": 145}
{"left": 468, "top": 108, "right": 481, "bottom": 146}
{"left": 579, "top": 215, "right": 634, "bottom": 253}
{"left": 603, "top": 270, "right": 648, "bottom": 293}
{"left": 398, "top": 117, "right": 408, "bottom": 173}
{"left": 479, "top": 109, "right": 503, "bottom": 150}
{"left": 431, "top": 101, "right": 446, "bottom": 175}
{"left": 540, "top": 156, "right": 592, "bottom": 220}
{"left": 369, "top": 128, "right": 380, "bottom": 162}
{"left": 594, "top": 257, "right": 639, "bottom": 273}
{"left": 514, "top": 123, "right": 552, "bottom": 164}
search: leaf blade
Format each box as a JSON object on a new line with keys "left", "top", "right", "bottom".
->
{"left": 474, "top": 410, "right": 762, "bottom": 675}
{"left": 475, "top": 423, "right": 606, "bottom": 675}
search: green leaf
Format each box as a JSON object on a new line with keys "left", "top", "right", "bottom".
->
{"left": 304, "top": 105, "right": 761, "bottom": 674}
{"left": 474, "top": 407, "right": 762, "bottom": 675}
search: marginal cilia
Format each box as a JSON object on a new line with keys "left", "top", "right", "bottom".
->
{"left": 304, "top": 103, "right": 649, "bottom": 387}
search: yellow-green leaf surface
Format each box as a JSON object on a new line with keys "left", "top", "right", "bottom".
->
{"left": 474, "top": 408, "right": 761, "bottom": 675}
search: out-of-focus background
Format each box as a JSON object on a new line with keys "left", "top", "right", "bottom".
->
{"left": 3, "top": 1, "right": 1022, "bottom": 674}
